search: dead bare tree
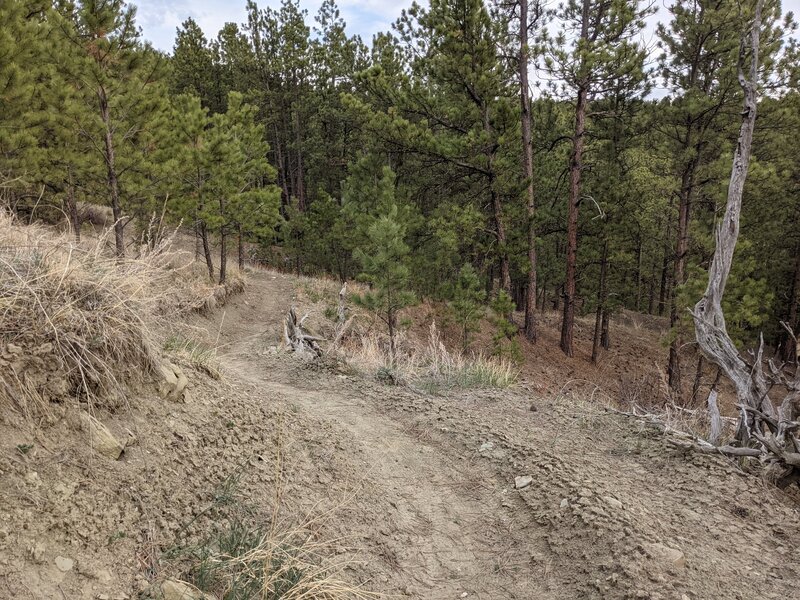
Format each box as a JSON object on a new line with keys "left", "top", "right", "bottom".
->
{"left": 331, "top": 282, "right": 355, "bottom": 349}
{"left": 284, "top": 307, "right": 324, "bottom": 357}
{"left": 691, "top": 0, "right": 800, "bottom": 487}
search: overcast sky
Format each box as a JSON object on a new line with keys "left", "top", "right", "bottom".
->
{"left": 134, "top": 0, "right": 800, "bottom": 60}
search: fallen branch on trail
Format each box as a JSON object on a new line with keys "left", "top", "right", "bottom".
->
{"left": 283, "top": 307, "right": 324, "bottom": 357}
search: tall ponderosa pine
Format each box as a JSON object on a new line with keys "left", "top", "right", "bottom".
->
{"left": 547, "top": 0, "right": 650, "bottom": 356}
{"left": 167, "top": 92, "right": 280, "bottom": 283}
{"left": 658, "top": 0, "right": 744, "bottom": 393}
{"left": 348, "top": 0, "right": 517, "bottom": 294}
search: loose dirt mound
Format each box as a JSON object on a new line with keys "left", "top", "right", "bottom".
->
{"left": 1, "top": 265, "right": 799, "bottom": 599}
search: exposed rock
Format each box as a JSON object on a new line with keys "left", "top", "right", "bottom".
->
{"left": 478, "top": 441, "right": 494, "bottom": 452}
{"left": 80, "top": 412, "right": 125, "bottom": 459}
{"left": 603, "top": 496, "right": 623, "bottom": 510}
{"left": 515, "top": 475, "right": 533, "bottom": 490}
{"left": 560, "top": 498, "right": 570, "bottom": 509}
{"left": 55, "top": 556, "right": 74, "bottom": 572}
{"left": 161, "top": 579, "right": 217, "bottom": 600}
{"left": 156, "top": 360, "right": 189, "bottom": 402}
{"left": 28, "top": 542, "right": 46, "bottom": 563}
{"left": 643, "top": 542, "right": 686, "bottom": 571}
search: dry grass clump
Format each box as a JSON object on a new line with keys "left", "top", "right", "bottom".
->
{"left": 181, "top": 521, "right": 376, "bottom": 600}
{"left": 162, "top": 463, "right": 377, "bottom": 600}
{"left": 343, "top": 322, "right": 517, "bottom": 391}
{"left": 163, "top": 335, "right": 222, "bottom": 380}
{"left": 0, "top": 211, "right": 216, "bottom": 414}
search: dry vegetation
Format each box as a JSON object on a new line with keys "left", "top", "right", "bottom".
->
{"left": 291, "top": 277, "right": 517, "bottom": 391}
{"left": 0, "top": 212, "right": 212, "bottom": 416}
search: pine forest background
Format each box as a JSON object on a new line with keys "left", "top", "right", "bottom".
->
{"left": 1, "top": 0, "right": 799, "bottom": 400}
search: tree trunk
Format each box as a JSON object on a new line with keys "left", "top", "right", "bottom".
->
{"left": 293, "top": 108, "right": 306, "bottom": 212}
{"left": 520, "top": 0, "right": 538, "bottom": 343}
{"left": 194, "top": 221, "right": 201, "bottom": 261}
{"left": 238, "top": 223, "right": 245, "bottom": 270}
{"left": 658, "top": 202, "right": 673, "bottom": 317}
{"left": 648, "top": 255, "right": 657, "bottom": 314}
{"left": 99, "top": 86, "right": 124, "bottom": 257}
{"left": 635, "top": 232, "right": 643, "bottom": 311}
{"left": 668, "top": 148, "right": 699, "bottom": 397}
{"left": 387, "top": 306, "right": 396, "bottom": 368}
{"left": 200, "top": 220, "right": 214, "bottom": 281}
{"left": 65, "top": 170, "right": 80, "bottom": 243}
{"left": 592, "top": 240, "right": 609, "bottom": 363}
{"left": 219, "top": 226, "right": 227, "bottom": 285}
{"left": 691, "top": 354, "right": 705, "bottom": 405}
{"left": 561, "top": 79, "right": 587, "bottom": 357}
{"left": 482, "top": 99, "right": 511, "bottom": 295}
{"left": 561, "top": 0, "right": 589, "bottom": 357}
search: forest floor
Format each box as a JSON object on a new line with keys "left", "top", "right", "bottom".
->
{"left": 1, "top": 266, "right": 799, "bottom": 599}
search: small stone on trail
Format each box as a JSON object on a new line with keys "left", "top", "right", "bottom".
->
{"left": 603, "top": 496, "right": 623, "bottom": 510}
{"left": 80, "top": 412, "right": 125, "bottom": 460}
{"left": 515, "top": 475, "right": 533, "bottom": 490}
{"left": 560, "top": 498, "right": 569, "bottom": 509}
{"left": 55, "top": 556, "right": 74, "bottom": 572}
{"left": 478, "top": 441, "right": 494, "bottom": 452}
{"left": 529, "top": 403, "right": 537, "bottom": 412}
{"left": 461, "top": 593, "right": 469, "bottom": 598}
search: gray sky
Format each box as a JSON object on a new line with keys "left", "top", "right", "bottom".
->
{"left": 135, "top": 0, "right": 800, "bottom": 56}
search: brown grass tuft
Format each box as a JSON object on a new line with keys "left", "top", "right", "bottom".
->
{"left": 0, "top": 211, "right": 219, "bottom": 415}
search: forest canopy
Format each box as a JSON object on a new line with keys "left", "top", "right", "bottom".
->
{"left": 1, "top": 0, "right": 798, "bottom": 399}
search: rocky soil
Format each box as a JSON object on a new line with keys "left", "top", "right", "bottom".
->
{"left": 1, "top": 268, "right": 799, "bottom": 599}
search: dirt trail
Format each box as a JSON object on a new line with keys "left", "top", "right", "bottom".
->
{"left": 3, "top": 266, "right": 799, "bottom": 599}
{"left": 218, "top": 272, "right": 554, "bottom": 599}
{"left": 209, "top": 268, "right": 800, "bottom": 600}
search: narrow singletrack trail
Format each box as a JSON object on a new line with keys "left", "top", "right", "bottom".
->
{"left": 217, "top": 271, "right": 554, "bottom": 599}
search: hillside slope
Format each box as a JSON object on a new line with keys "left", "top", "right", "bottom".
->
{"left": 1, "top": 266, "right": 798, "bottom": 599}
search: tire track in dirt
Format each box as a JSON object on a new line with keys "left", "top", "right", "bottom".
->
{"left": 217, "top": 271, "right": 556, "bottom": 599}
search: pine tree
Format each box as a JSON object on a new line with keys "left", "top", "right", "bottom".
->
{"left": 491, "top": 290, "right": 521, "bottom": 362}
{"left": 57, "top": 0, "right": 167, "bottom": 256}
{"left": 167, "top": 92, "right": 280, "bottom": 283}
{"left": 348, "top": 0, "right": 518, "bottom": 294}
{"left": 171, "top": 18, "right": 221, "bottom": 112}
{"left": 353, "top": 195, "right": 416, "bottom": 367}
{"left": 0, "top": 1, "right": 45, "bottom": 186}
{"left": 546, "top": 0, "right": 651, "bottom": 356}
{"left": 450, "top": 264, "right": 487, "bottom": 352}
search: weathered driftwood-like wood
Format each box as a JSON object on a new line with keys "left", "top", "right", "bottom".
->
{"left": 707, "top": 389, "right": 723, "bottom": 446}
{"left": 331, "top": 282, "right": 355, "bottom": 349}
{"left": 283, "top": 307, "right": 323, "bottom": 357}
{"left": 690, "top": 0, "right": 800, "bottom": 486}
{"left": 337, "top": 282, "right": 347, "bottom": 325}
